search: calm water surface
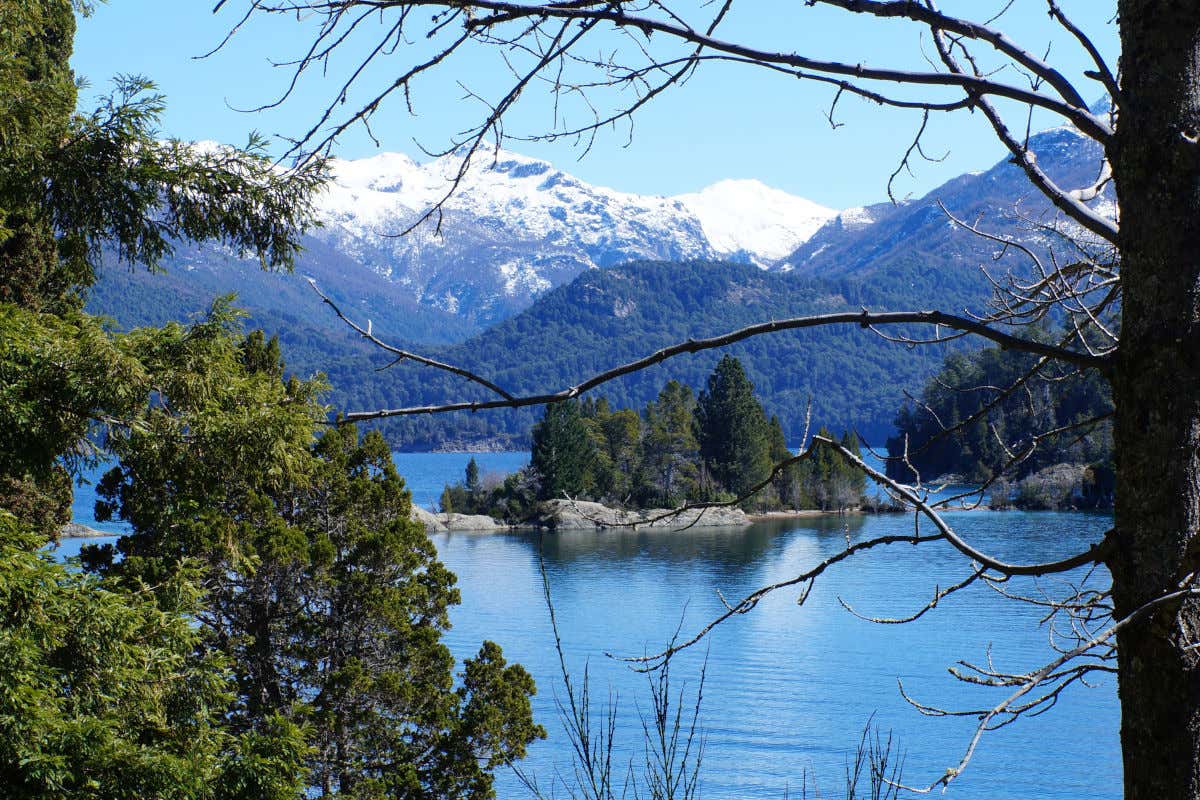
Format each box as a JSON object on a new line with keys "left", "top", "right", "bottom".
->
{"left": 63, "top": 451, "right": 1119, "bottom": 799}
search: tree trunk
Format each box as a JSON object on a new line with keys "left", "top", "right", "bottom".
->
{"left": 1111, "top": 4, "right": 1200, "bottom": 798}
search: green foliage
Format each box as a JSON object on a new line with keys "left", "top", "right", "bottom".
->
{"left": 92, "top": 325, "right": 542, "bottom": 797}
{"left": 0, "top": 511, "right": 310, "bottom": 800}
{"left": 0, "top": 0, "right": 323, "bottom": 316}
{"left": 885, "top": 338, "right": 1112, "bottom": 500}
{"left": 453, "top": 361, "right": 864, "bottom": 518}
{"left": 465, "top": 457, "right": 481, "bottom": 494}
{"left": 788, "top": 428, "right": 867, "bottom": 512}
{"left": 640, "top": 380, "right": 700, "bottom": 506}
{"left": 345, "top": 260, "right": 963, "bottom": 450}
{"left": 0, "top": 0, "right": 325, "bottom": 537}
{"left": 0, "top": 304, "right": 143, "bottom": 540}
{"left": 531, "top": 400, "right": 599, "bottom": 501}
{"left": 694, "top": 355, "right": 772, "bottom": 499}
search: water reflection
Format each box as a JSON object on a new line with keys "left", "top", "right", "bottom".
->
{"left": 434, "top": 511, "right": 1119, "bottom": 800}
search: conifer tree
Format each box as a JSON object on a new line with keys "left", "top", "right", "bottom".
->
{"left": 0, "top": 3, "right": 325, "bottom": 794}
{"left": 92, "top": 317, "right": 544, "bottom": 799}
{"left": 465, "top": 456, "right": 481, "bottom": 495}
{"left": 642, "top": 380, "right": 700, "bottom": 505}
{"left": 693, "top": 355, "right": 772, "bottom": 498}
{"left": 531, "top": 399, "right": 598, "bottom": 500}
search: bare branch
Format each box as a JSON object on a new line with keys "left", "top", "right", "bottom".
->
{"left": 336, "top": 309, "right": 1109, "bottom": 423}
{"left": 306, "top": 279, "right": 516, "bottom": 401}
{"left": 816, "top": 435, "right": 1112, "bottom": 576}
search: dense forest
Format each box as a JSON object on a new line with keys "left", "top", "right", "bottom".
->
{"left": 440, "top": 356, "right": 870, "bottom": 519}
{"left": 88, "top": 257, "right": 985, "bottom": 451}
{"left": 324, "top": 260, "right": 976, "bottom": 450}
{"left": 885, "top": 339, "right": 1114, "bottom": 509}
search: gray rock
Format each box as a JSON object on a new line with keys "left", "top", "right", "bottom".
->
{"left": 437, "top": 513, "right": 509, "bottom": 532}
{"left": 60, "top": 522, "right": 113, "bottom": 538}
{"left": 410, "top": 507, "right": 508, "bottom": 532}
{"left": 410, "top": 506, "right": 448, "bottom": 533}
{"left": 537, "top": 499, "right": 749, "bottom": 530}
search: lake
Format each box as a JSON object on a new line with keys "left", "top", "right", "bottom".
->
{"left": 61, "top": 451, "right": 1120, "bottom": 799}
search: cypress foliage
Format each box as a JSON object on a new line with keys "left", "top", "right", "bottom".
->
{"left": 530, "top": 399, "right": 598, "bottom": 500}
{"left": 694, "top": 355, "right": 772, "bottom": 498}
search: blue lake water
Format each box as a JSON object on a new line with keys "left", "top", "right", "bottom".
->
{"left": 61, "top": 452, "right": 1120, "bottom": 798}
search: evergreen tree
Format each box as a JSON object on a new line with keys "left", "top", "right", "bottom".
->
{"left": 0, "top": 0, "right": 323, "bottom": 541}
{"left": 0, "top": 6, "right": 326, "bottom": 795}
{"left": 886, "top": 339, "right": 1112, "bottom": 486}
{"left": 465, "top": 456, "right": 481, "bottom": 494}
{"left": 693, "top": 356, "right": 772, "bottom": 498}
{"left": 641, "top": 380, "right": 699, "bottom": 504}
{"left": 531, "top": 400, "right": 598, "bottom": 500}
{"left": 0, "top": 511, "right": 308, "bottom": 800}
{"left": 798, "top": 427, "right": 865, "bottom": 512}
{"left": 595, "top": 406, "right": 642, "bottom": 501}
{"left": 92, "top": 317, "right": 544, "bottom": 799}
{"left": 295, "top": 428, "right": 543, "bottom": 797}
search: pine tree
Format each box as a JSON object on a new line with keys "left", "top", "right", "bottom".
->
{"left": 531, "top": 400, "right": 598, "bottom": 500}
{"left": 693, "top": 356, "right": 772, "bottom": 498}
{"left": 642, "top": 380, "right": 700, "bottom": 505}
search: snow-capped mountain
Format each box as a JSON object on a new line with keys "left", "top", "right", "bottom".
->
{"left": 312, "top": 148, "right": 836, "bottom": 324}
{"left": 673, "top": 179, "right": 835, "bottom": 267}
{"left": 787, "top": 123, "right": 1112, "bottom": 286}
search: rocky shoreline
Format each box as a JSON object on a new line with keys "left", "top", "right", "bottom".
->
{"left": 411, "top": 498, "right": 751, "bottom": 533}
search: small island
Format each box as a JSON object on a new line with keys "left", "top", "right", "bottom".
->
{"left": 428, "top": 356, "right": 882, "bottom": 532}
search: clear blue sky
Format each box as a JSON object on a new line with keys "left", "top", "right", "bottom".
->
{"left": 71, "top": 1, "right": 1117, "bottom": 209}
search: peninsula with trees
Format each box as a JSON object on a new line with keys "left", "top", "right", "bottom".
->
{"left": 437, "top": 355, "right": 872, "bottom": 528}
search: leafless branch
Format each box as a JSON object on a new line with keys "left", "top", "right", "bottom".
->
{"left": 330, "top": 309, "right": 1107, "bottom": 423}
{"left": 306, "top": 278, "right": 517, "bottom": 400}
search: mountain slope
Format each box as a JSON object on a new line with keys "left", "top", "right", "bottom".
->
{"left": 335, "top": 260, "right": 967, "bottom": 450}
{"left": 788, "top": 126, "right": 1111, "bottom": 297}
{"left": 312, "top": 149, "right": 836, "bottom": 325}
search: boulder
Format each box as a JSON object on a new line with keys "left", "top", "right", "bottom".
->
{"left": 60, "top": 522, "right": 112, "bottom": 538}
{"left": 437, "top": 513, "right": 508, "bottom": 532}
{"left": 410, "top": 506, "right": 448, "bottom": 533}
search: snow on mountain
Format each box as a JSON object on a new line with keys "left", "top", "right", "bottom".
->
{"left": 674, "top": 179, "right": 836, "bottom": 265}
{"left": 310, "top": 147, "right": 836, "bottom": 325}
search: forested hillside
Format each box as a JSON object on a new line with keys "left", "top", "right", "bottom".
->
{"left": 336, "top": 259, "right": 980, "bottom": 449}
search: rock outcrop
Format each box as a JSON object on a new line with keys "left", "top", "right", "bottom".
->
{"left": 409, "top": 501, "right": 750, "bottom": 533}
{"left": 410, "top": 507, "right": 507, "bottom": 532}
{"left": 438, "top": 513, "right": 509, "bottom": 531}
{"left": 61, "top": 522, "right": 112, "bottom": 538}
{"left": 536, "top": 499, "right": 749, "bottom": 530}
{"left": 410, "top": 506, "right": 448, "bottom": 533}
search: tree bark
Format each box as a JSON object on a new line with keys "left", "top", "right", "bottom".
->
{"left": 1111, "top": 4, "right": 1200, "bottom": 798}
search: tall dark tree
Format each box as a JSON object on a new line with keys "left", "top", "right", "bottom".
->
{"left": 0, "top": 1, "right": 323, "bottom": 795}
{"left": 93, "top": 317, "right": 544, "bottom": 799}
{"left": 531, "top": 399, "right": 598, "bottom": 500}
{"left": 465, "top": 456, "right": 481, "bottom": 494}
{"left": 0, "top": 0, "right": 323, "bottom": 542}
{"left": 693, "top": 355, "right": 772, "bottom": 498}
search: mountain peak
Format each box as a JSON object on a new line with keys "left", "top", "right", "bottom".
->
{"left": 673, "top": 179, "right": 837, "bottom": 263}
{"left": 310, "top": 146, "right": 839, "bottom": 324}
